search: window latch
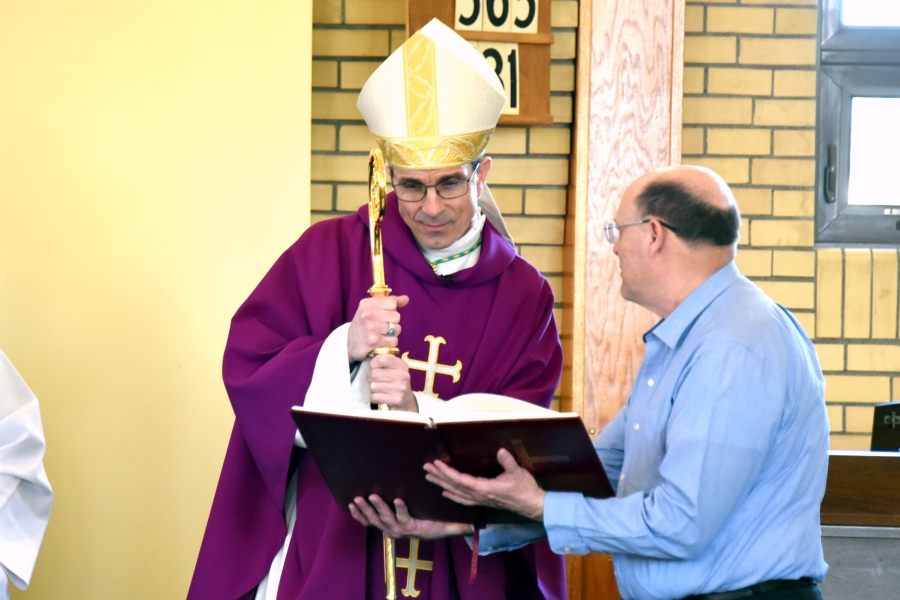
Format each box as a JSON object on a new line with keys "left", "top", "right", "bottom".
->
{"left": 824, "top": 144, "right": 837, "bottom": 203}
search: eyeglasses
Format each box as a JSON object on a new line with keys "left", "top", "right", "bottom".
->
{"left": 391, "top": 164, "right": 480, "bottom": 203}
{"left": 603, "top": 219, "right": 678, "bottom": 244}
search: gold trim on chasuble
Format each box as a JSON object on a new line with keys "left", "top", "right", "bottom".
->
{"left": 401, "top": 335, "right": 462, "bottom": 398}
{"left": 397, "top": 539, "right": 434, "bottom": 598}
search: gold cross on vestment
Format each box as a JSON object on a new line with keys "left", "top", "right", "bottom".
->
{"left": 397, "top": 539, "right": 433, "bottom": 598}
{"left": 402, "top": 335, "right": 462, "bottom": 398}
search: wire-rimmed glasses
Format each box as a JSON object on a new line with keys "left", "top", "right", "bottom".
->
{"left": 603, "top": 219, "right": 679, "bottom": 244}
{"left": 391, "top": 164, "right": 480, "bottom": 203}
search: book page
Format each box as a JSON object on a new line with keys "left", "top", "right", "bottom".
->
{"left": 294, "top": 393, "right": 576, "bottom": 425}
{"left": 431, "top": 393, "right": 575, "bottom": 423}
{"left": 292, "top": 405, "right": 432, "bottom": 425}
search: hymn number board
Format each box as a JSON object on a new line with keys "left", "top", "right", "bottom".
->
{"left": 408, "top": 0, "right": 553, "bottom": 125}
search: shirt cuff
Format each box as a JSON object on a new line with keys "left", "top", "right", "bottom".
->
{"left": 543, "top": 491, "right": 591, "bottom": 555}
{"left": 464, "top": 523, "right": 547, "bottom": 555}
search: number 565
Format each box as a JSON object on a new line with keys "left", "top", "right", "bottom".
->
{"left": 456, "top": 0, "right": 538, "bottom": 34}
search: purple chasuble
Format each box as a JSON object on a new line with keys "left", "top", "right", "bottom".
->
{"left": 188, "top": 193, "right": 566, "bottom": 600}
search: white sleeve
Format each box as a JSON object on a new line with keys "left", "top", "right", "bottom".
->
{"left": 0, "top": 351, "right": 53, "bottom": 592}
{"left": 295, "top": 326, "right": 447, "bottom": 446}
{"left": 295, "top": 324, "right": 372, "bottom": 447}
{"left": 413, "top": 392, "right": 444, "bottom": 417}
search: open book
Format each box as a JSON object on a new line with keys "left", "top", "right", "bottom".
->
{"left": 291, "top": 394, "right": 614, "bottom": 527}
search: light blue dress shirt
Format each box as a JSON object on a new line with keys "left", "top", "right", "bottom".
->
{"left": 479, "top": 262, "right": 830, "bottom": 600}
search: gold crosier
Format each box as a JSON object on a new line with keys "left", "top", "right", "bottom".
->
{"left": 366, "top": 147, "right": 400, "bottom": 600}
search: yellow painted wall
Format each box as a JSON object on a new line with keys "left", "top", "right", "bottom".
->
{"left": 0, "top": 3, "right": 311, "bottom": 598}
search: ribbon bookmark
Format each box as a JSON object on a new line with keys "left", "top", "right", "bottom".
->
{"left": 469, "top": 527, "right": 480, "bottom": 583}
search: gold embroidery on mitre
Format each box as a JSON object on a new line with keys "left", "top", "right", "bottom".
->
{"left": 377, "top": 129, "right": 494, "bottom": 170}
{"left": 402, "top": 33, "right": 439, "bottom": 139}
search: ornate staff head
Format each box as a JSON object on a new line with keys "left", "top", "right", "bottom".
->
{"left": 367, "top": 147, "right": 390, "bottom": 297}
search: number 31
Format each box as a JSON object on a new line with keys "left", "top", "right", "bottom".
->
{"left": 480, "top": 44, "right": 519, "bottom": 112}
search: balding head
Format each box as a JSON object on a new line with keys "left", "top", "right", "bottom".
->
{"left": 633, "top": 166, "right": 740, "bottom": 248}
{"left": 612, "top": 166, "right": 742, "bottom": 317}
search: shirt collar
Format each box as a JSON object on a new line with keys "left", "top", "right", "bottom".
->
{"left": 417, "top": 210, "right": 484, "bottom": 265}
{"left": 646, "top": 261, "right": 741, "bottom": 348}
{"left": 367, "top": 193, "right": 515, "bottom": 286}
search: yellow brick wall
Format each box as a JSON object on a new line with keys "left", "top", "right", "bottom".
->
{"left": 311, "top": 0, "right": 578, "bottom": 408}
{"left": 685, "top": 0, "right": 900, "bottom": 450}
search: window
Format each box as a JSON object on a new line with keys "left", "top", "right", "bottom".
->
{"left": 815, "top": 0, "right": 900, "bottom": 244}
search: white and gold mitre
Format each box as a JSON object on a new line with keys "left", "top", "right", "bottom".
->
{"left": 357, "top": 19, "right": 506, "bottom": 170}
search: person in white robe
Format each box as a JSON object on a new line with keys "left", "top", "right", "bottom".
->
{"left": 0, "top": 349, "right": 52, "bottom": 600}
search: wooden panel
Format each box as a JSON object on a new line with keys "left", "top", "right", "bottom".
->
{"left": 457, "top": 30, "right": 553, "bottom": 44}
{"left": 561, "top": 0, "right": 594, "bottom": 420}
{"left": 409, "top": 0, "right": 455, "bottom": 33}
{"left": 583, "top": 0, "right": 683, "bottom": 430}
{"left": 566, "top": 554, "right": 619, "bottom": 600}
{"left": 821, "top": 451, "right": 900, "bottom": 527}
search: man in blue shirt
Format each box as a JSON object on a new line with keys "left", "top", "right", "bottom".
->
{"left": 351, "top": 166, "right": 830, "bottom": 600}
